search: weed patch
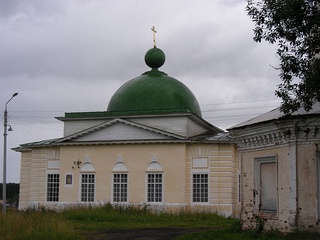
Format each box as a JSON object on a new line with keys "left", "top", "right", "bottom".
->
{"left": 0, "top": 209, "right": 83, "bottom": 240}
{"left": 2, "top": 205, "right": 320, "bottom": 240}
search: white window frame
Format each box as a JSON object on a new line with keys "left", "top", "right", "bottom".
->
{"left": 80, "top": 173, "right": 95, "bottom": 202}
{"left": 112, "top": 173, "right": 128, "bottom": 203}
{"left": 254, "top": 156, "right": 278, "bottom": 214}
{"left": 192, "top": 172, "right": 209, "bottom": 203}
{"left": 46, "top": 172, "right": 60, "bottom": 202}
{"left": 146, "top": 172, "right": 163, "bottom": 203}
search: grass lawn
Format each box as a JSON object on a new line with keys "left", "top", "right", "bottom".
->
{"left": 1, "top": 204, "right": 320, "bottom": 240}
{"left": 61, "top": 204, "right": 235, "bottom": 231}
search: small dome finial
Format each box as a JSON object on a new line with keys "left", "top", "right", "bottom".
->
{"left": 151, "top": 26, "right": 157, "bottom": 48}
{"left": 145, "top": 47, "right": 165, "bottom": 69}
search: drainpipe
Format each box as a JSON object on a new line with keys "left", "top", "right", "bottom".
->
{"left": 239, "top": 150, "right": 243, "bottom": 220}
{"left": 292, "top": 123, "right": 299, "bottom": 229}
{"left": 316, "top": 144, "right": 320, "bottom": 221}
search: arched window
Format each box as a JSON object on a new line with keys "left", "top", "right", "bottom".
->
{"left": 112, "top": 155, "right": 128, "bottom": 203}
{"left": 146, "top": 154, "right": 163, "bottom": 203}
{"left": 80, "top": 158, "right": 95, "bottom": 202}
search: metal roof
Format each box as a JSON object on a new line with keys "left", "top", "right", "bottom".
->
{"left": 13, "top": 114, "right": 226, "bottom": 151}
{"left": 107, "top": 47, "right": 202, "bottom": 118}
{"left": 228, "top": 102, "right": 320, "bottom": 130}
{"left": 207, "top": 132, "right": 233, "bottom": 142}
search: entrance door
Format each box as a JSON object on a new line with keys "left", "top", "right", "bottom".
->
{"left": 260, "top": 162, "right": 277, "bottom": 212}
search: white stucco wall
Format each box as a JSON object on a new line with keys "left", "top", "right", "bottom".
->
{"left": 18, "top": 142, "right": 240, "bottom": 217}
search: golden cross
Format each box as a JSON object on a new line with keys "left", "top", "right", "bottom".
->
{"left": 151, "top": 26, "right": 157, "bottom": 48}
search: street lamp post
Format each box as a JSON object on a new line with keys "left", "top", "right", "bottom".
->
{"left": 2, "top": 92, "right": 18, "bottom": 214}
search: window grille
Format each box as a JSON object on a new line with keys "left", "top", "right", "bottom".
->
{"left": 192, "top": 173, "right": 208, "bottom": 202}
{"left": 147, "top": 173, "right": 162, "bottom": 202}
{"left": 47, "top": 174, "right": 59, "bottom": 202}
{"left": 81, "top": 174, "right": 95, "bottom": 202}
{"left": 113, "top": 173, "right": 128, "bottom": 202}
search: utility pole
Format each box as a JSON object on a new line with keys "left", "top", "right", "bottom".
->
{"left": 2, "top": 92, "right": 18, "bottom": 214}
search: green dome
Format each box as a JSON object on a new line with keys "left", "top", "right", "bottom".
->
{"left": 107, "top": 48, "right": 202, "bottom": 117}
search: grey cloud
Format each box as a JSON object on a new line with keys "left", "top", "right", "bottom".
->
{"left": 0, "top": 0, "right": 283, "bottom": 182}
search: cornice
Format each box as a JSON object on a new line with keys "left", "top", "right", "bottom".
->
{"left": 231, "top": 119, "right": 320, "bottom": 151}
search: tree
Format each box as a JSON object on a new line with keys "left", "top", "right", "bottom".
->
{"left": 0, "top": 183, "right": 20, "bottom": 206}
{"left": 246, "top": 0, "right": 320, "bottom": 114}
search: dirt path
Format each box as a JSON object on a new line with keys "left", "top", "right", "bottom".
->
{"left": 85, "top": 227, "right": 209, "bottom": 240}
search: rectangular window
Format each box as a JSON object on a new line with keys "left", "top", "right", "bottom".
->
{"left": 81, "top": 174, "right": 95, "bottom": 202}
{"left": 192, "top": 173, "right": 208, "bottom": 202}
{"left": 113, "top": 173, "right": 128, "bottom": 202}
{"left": 254, "top": 156, "right": 277, "bottom": 213}
{"left": 147, "top": 173, "right": 162, "bottom": 202}
{"left": 47, "top": 174, "right": 59, "bottom": 202}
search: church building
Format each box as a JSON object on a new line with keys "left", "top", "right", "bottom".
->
{"left": 14, "top": 45, "right": 240, "bottom": 217}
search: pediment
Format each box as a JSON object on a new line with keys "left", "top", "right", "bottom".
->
{"left": 58, "top": 118, "right": 185, "bottom": 142}
{"left": 130, "top": 114, "right": 223, "bottom": 137}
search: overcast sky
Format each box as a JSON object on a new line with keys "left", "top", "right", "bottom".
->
{"left": 0, "top": 0, "right": 281, "bottom": 183}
